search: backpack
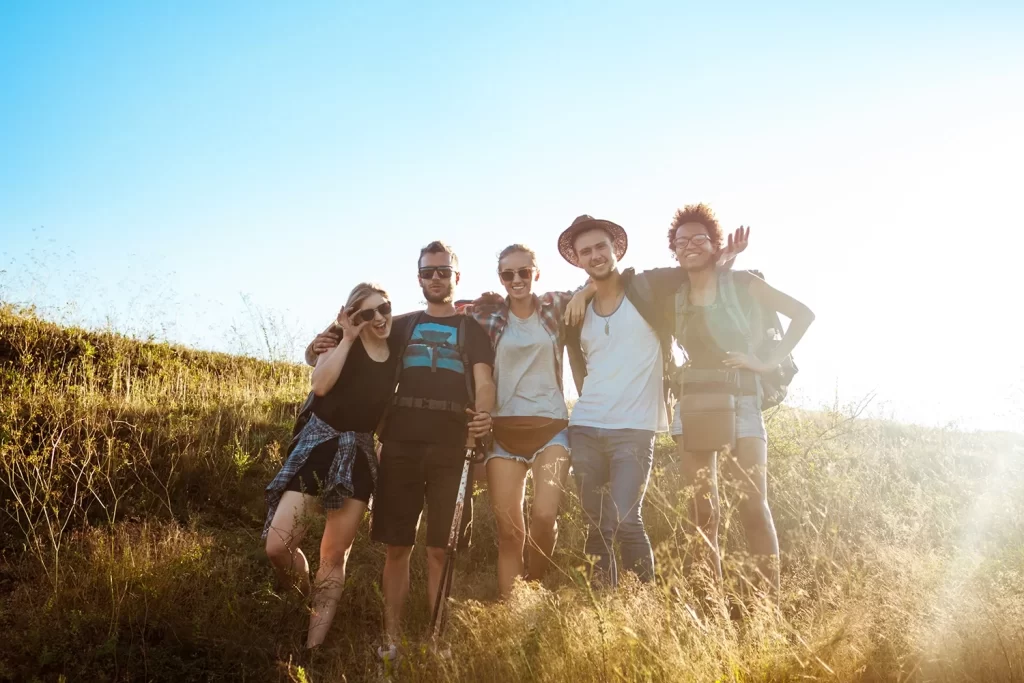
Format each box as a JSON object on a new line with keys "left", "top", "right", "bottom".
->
{"left": 674, "top": 270, "right": 798, "bottom": 410}
{"left": 376, "top": 311, "right": 476, "bottom": 435}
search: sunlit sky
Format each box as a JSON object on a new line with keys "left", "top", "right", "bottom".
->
{"left": 1, "top": 2, "right": 1022, "bottom": 432}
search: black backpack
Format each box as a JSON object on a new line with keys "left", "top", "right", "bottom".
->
{"left": 381, "top": 311, "right": 476, "bottom": 416}
{"left": 733, "top": 270, "right": 798, "bottom": 410}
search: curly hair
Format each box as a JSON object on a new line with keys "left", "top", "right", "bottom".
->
{"left": 667, "top": 203, "right": 723, "bottom": 251}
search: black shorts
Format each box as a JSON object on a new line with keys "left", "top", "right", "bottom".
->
{"left": 284, "top": 440, "right": 374, "bottom": 504}
{"left": 371, "top": 441, "right": 473, "bottom": 549}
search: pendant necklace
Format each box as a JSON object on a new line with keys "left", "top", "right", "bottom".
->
{"left": 596, "top": 293, "right": 624, "bottom": 336}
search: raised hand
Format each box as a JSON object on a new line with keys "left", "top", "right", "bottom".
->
{"left": 336, "top": 307, "right": 367, "bottom": 342}
{"left": 716, "top": 225, "right": 751, "bottom": 268}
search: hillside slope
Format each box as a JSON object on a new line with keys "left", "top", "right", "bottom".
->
{"left": 2, "top": 306, "right": 1022, "bottom": 682}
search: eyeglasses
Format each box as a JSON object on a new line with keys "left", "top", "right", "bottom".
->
{"left": 499, "top": 267, "right": 534, "bottom": 283}
{"left": 352, "top": 301, "right": 392, "bottom": 322}
{"left": 418, "top": 266, "right": 454, "bottom": 280}
{"left": 673, "top": 234, "right": 711, "bottom": 249}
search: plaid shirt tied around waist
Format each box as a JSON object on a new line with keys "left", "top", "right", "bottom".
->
{"left": 461, "top": 291, "right": 573, "bottom": 391}
{"left": 262, "top": 414, "right": 376, "bottom": 539}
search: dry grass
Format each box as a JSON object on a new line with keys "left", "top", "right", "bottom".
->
{"left": 2, "top": 304, "right": 1023, "bottom": 682}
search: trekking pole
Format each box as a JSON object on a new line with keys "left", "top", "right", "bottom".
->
{"left": 429, "top": 440, "right": 481, "bottom": 639}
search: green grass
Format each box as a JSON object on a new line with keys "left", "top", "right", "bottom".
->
{"left": 2, "top": 304, "right": 1023, "bottom": 682}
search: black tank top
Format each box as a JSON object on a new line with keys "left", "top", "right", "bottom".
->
{"left": 679, "top": 299, "right": 749, "bottom": 369}
{"left": 311, "top": 338, "right": 397, "bottom": 433}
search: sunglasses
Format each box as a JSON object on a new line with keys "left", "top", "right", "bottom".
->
{"left": 351, "top": 301, "right": 392, "bottom": 322}
{"left": 499, "top": 267, "right": 535, "bottom": 283}
{"left": 418, "top": 266, "right": 454, "bottom": 280}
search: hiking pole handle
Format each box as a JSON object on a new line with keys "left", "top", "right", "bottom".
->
{"left": 464, "top": 432, "right": 486, "bottom": 463}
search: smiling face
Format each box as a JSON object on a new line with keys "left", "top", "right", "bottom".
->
{"left": 572, "top": 228, "right": 617, "bottom": 280}
{"left": 497, "top": 249, "right": 537, "bottom": 303}
{"left": 418, "top": 251, "right": 458, "bottom": 304}
{"left": 672, "top": 222, "right": 716, "bottom": 272}
{"left": 352, "top": 292, "right": 392, "bottom": 340}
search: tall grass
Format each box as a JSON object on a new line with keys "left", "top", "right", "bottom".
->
{"left": 2, "top": 305, "right": 1022, "bottom": 682}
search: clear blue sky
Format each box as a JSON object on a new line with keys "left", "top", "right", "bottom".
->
{"left": 2, "top": 2, "right": 1022, "bottom": 431}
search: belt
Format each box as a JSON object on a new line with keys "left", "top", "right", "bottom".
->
{"left": 680, "top": 367, "right": 759, "bottom": 395}
{"left": 393, "top": 397, "right": 467, "bottom": 414}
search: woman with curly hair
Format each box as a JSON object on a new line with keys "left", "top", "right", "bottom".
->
{"left": 669, "top": 203, "right": 814, "bottom": 597}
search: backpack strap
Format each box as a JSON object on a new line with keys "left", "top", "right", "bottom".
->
{"left": 717, "top": 270, "right": 754, "bottom": 346}
{"left": 375, "top": 311, "right": 425, "bottom": 437}
{"left": 394, "top": 311, "right": 424, "bottom": 385}
{"left": 457, "top": 315, "right": 475, "bottom": 408}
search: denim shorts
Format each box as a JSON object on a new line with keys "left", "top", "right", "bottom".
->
{"left": 671, "top": 395, "right": 767, "bottom": 442}
{"left": 486, "top": 428, "right": 570, "bottom": 465}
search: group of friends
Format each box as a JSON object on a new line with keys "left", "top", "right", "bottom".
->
{"left": 260, "top": 204, "right": 816, "bottom": 657}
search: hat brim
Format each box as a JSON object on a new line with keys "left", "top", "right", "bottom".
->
{"left": 557, "top": 218, "right": 629, "bottom": 267}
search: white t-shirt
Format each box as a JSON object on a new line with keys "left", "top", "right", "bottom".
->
{"left": 569, "top": 296, "right": 669, "bottom": 432}
{"left": 494, "top": 311, "right": 568, "bottom": 419}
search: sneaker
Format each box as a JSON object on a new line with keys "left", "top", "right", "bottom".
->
{"left": 377, "top": 643, "right": 399, "bottom": 664}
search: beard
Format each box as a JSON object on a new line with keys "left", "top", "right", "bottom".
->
{"left": 422, "top": 281, "right": 455, "bottom": 304}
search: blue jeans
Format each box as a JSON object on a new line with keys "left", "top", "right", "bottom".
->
{"left": 568, "top": 426, "right": 656, "bottom": 586}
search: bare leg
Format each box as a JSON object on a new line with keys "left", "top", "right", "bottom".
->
{"left": 306, "top": 498, "right": 368, "bottom": 648}
{"left": 486, "top": 457, "right": 529, "bottom": 599}
{"left": 525, "top": 445, "right": 569, "bottom": 583}
{"left": 382, "top": 545, "right": 413, "bottom": 644}
{"left": 265, "top": 491, "right": 318, "bottom": 596}
{"left": 678, "top": 441, "right": 723, "bottom": 582}
{"left": 722, "top": 437, "right": 779, "bottom": 596}
{"left": 426, "top": 545, "right": 449, "bottom": 617}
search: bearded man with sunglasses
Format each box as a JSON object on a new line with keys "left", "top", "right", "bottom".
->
{"left": 304, "top": 241, "right": 494, "bottom": 657}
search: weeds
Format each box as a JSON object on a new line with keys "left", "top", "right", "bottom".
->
{"left": 2, "top": 305, "right": 1023, "bottom": 681}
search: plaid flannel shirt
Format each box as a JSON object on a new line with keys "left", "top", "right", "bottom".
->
{"left": 461, "top": 291, "right": 573, "bottom": 391}
{"left": 262, "top": 414, "right": 376, "bottom": 539}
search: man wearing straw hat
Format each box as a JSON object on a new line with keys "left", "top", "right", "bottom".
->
{"left": 558, "top": 215, "right": 745, "bottom": 587}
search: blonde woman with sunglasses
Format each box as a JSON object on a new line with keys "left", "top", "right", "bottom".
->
{"left": 462, "top": 245, "right": 594, "bottom": 598}
{"left": 263, "top": 283, "right": 396, "bottom": 650}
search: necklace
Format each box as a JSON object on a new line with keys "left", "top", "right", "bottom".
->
{"left": 594, "top": 293, "right": 625, "bottom": 336}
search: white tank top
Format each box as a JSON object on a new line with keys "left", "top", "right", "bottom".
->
{"left": 569, "top": 296, "right": 668, "bottom": 432}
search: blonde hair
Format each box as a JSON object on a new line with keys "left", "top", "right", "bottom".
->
{"left": 497, "top": 244, "right": 538, "bottom": 268}
{"left": 345, "top": 282, "right": 389, "bottom": 313}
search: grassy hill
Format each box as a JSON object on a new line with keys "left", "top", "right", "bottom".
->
{"left": 2, "top": 305, "right": 1022, "bottom": 682}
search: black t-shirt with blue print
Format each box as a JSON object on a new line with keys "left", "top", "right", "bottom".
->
{"left": 383, "top": 313, "right": 494, "bottom": 447}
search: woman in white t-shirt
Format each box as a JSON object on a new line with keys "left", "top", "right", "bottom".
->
{"left": 461, "top": 245, "right": 591, "bottom": 598}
